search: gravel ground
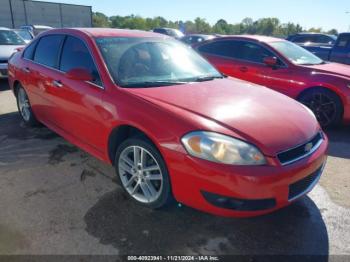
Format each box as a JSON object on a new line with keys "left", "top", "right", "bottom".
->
{"left": 0, "top": 79, "right": 349, "bottom": 257}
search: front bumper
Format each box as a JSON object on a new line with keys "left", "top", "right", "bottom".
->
{"left": 165, "top": 135, "right": 328, "bottom": 217}
{"left": 0, "top": 63, "right": 8, "bottom": 78}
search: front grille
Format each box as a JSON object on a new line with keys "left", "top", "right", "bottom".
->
{"left": 288, "top": 166, "right": 323, "bottom": 201}
{"left": 0, "top": 60, "right": 7, "bottom": 64}
{"left": 277, "top": 132, "right": 323, "bottom": 165}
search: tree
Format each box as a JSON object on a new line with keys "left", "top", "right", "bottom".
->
{"left": 194, "top": 18, "right": 211, "bottom": 34}
{"left": 92, "top": 12, "right": 110, "bottom": 27}
{"left": 308, "top": 27, "right": 322, "bottom": 33}
{"left": 327, "top": 29, "right": 338, "bottom": 35}
{"left": 92, "top": 12, "right": 336, "bottom": 38}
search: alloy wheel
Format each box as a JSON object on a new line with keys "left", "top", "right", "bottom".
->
{"left": 301, "top": 92, "right": 337, "bottom": 127}
{"left": 118, "top": 145, "right": 163, "bottom": 204}
{"left": 18, "top": 88, "right": 31, "bottom": 122}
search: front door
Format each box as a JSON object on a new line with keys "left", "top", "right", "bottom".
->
{"left": 47, "top": 35, "right": 105, "bottom": 153}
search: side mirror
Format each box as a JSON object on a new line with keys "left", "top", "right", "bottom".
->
{"left": 263, "top": 56, "right": 278, "bottom": 67}
{"left": 66, "top": 68, "right": 93, "bottom": 82}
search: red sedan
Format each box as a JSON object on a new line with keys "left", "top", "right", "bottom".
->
{"left": 194, "top": 35, "right": 350, "bottom": 127}
{"left": 8, "top": 29, "right": 328, "bottom": 217}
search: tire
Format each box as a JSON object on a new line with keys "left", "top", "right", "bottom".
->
{"left": 16, "top": 85, "right": 40, "bottom": 127}
{"left": 298, "top": 88, "right": 343, "bottom": 128}
{"left": 114, "top": 137, "right": 173, "bottom": 209}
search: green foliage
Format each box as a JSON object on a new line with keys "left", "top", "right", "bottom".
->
{"left": 92, "top": 12, "right": 110, "bottom": 28}
{"left": 92, "top": 12, "right": 334, "bottom": 37}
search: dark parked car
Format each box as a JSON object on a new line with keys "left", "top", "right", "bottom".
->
{"left": 181, "top": 34, "right": 215, "bottom": 45}
{"left": 152, "top": 28, "right": 184, "bottom": 39}
{"left": 287, "top": 33, "right": 337, "bottom": 46}
{"left": 301, "top": 33, "right": 350, "bottom": 64}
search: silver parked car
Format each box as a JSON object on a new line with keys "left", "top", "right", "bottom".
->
{"left": 0, "top": 27, "right": 25, "bottom": 78}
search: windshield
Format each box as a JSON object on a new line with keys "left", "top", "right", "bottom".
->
{"left": 15, "top": 30, "right": 33, "bottom": 41}
{"left": 96, "top": 37, "right": 222, "bottom": 87}
{"left": 0, "top": 30, "right": 25, "bottom": 45}
{"left": 270, "top": 41, "right": 324, "bottom": 65}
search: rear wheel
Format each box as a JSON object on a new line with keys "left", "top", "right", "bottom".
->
{"left": 16, "top": 85, "right": 39, "bottom": 126}
{"left": 115, "top": 137, "right": 173, "bottom": 209}
{"left": 298, "top": 88, "right": 343, "bottom": 128}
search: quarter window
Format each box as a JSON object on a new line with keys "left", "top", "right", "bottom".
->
{"left": 23, "top": 40, "right": 37, "bottom": 60}
{"left": 59, "top": 36, "right": 101, "bottom": 85}
{"left": 34, "top": 35, "right": 64, "bottom": 68}
{"left": 198, "top": 40, "right": 236, "bottom": 57}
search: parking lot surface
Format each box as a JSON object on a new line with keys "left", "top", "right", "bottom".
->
{"left": 0, "top": 79, "right": 350, "bottom": 256}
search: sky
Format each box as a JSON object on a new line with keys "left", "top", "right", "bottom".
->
{"left": 46, "top": 0, "right": 350, "bottom": 32}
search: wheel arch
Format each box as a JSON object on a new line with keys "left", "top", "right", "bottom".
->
{"left": 297, "top": 86, "right": 344, "bottom": 111}
{"left": 297, "top": 86, "right": 345, "bottom": 122}
{"left": 12, "top": 80, "right": 22, "bottom": 97}
{"left": 107, "top": 124, "right": 160, "bottom": 165}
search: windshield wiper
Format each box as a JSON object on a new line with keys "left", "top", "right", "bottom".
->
{"left": 121, "top": 80, "right": 187, "bottom": 88}
{"left": 191, "top": 75, "right": 225, "bottom": 82}
{"left": 299, "top": 61, "right": 326, "bottom": 66}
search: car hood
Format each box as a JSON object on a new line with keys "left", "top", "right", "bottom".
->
{"left": 306, "top": 62, "right": 350, "bottom": 80}
{"left": 125, "top": 78, "right": 320, "bottom": 156}
{"left": 0, "top": 45, "right": 23, "bottom": 61}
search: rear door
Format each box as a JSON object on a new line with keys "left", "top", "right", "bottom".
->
{"left": 25, "top": 35, "right": 65, "bottom": 122}
{"left": 330, "top": 34, "right": 350, "bottom": 65}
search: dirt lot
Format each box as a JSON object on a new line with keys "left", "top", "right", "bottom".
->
{"left": 0, "top": 79, "right": 350, "bottom": 256}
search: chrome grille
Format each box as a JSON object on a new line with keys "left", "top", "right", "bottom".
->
{"left": 277, "top": 132, "right": 323, "bottom": 165}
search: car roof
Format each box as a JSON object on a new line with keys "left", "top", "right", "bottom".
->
{"left": 44, "top": 28, "right": 170, "bottom": 39}
{"left": 0, "top": 27, "right": 10, "bottom": 31}
{"left": 211, "top": 35, "right": 284, "bottom": 43}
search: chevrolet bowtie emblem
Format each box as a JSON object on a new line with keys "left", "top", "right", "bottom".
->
{"left": 305, "top": 143, "right": 313, "bottom": 152}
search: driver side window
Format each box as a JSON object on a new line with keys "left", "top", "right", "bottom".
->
{"left": 59, "top": 36, "right": 102, "bottom": 86}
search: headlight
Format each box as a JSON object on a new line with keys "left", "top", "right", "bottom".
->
{"left": 181, "top": 131, "right": 266, "bottom": 165}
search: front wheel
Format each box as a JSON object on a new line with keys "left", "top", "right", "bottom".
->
{"left": 16, "top": 85, "right": 40, "bottom": 127}
{"left": 298, "top": 88, "right": 343, "bottom": 128}
{"left": 115, "top": 138, "right": 173, "bottom": 209}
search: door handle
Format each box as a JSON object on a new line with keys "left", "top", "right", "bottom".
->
{"left": 22, "top": 67, "right": 31, "bottom": 73}
{"left": 52, "top": 80, "right": 63, "bottom": 88}
{"left": 239, "top": 66, "right": 248, "bottom": 73}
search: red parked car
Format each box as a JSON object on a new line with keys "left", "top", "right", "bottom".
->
{"left": 194, "top": 35, "right": 350, "bottom": 127}
{"left": 8, "top": 29, "right": 328, "bottom": 217}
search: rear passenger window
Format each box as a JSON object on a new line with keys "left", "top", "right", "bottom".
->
{"left": 34, "top": 35, "right": 64, "bottom": 68}
{"left": 198, "top": 40, "right": 236, "bottom": 57}
{"left": 199, "top": 40, "right": 275, "bottom": 64}
{"left": 59, "top": 36, "right": 101, "bottom": 86}
{"left": 23, "top": 40, "right": 37, "bottom": 60}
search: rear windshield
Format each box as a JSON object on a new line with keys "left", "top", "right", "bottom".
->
{"left": 0, "top": 30, "right": 25, "bottom": 45}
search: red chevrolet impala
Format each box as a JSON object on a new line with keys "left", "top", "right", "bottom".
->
{"left": 8, "top": 29, "right": 328, "bottom": 217}
{"left": 195, "top": 35, "right": 350, "bottom": 127}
